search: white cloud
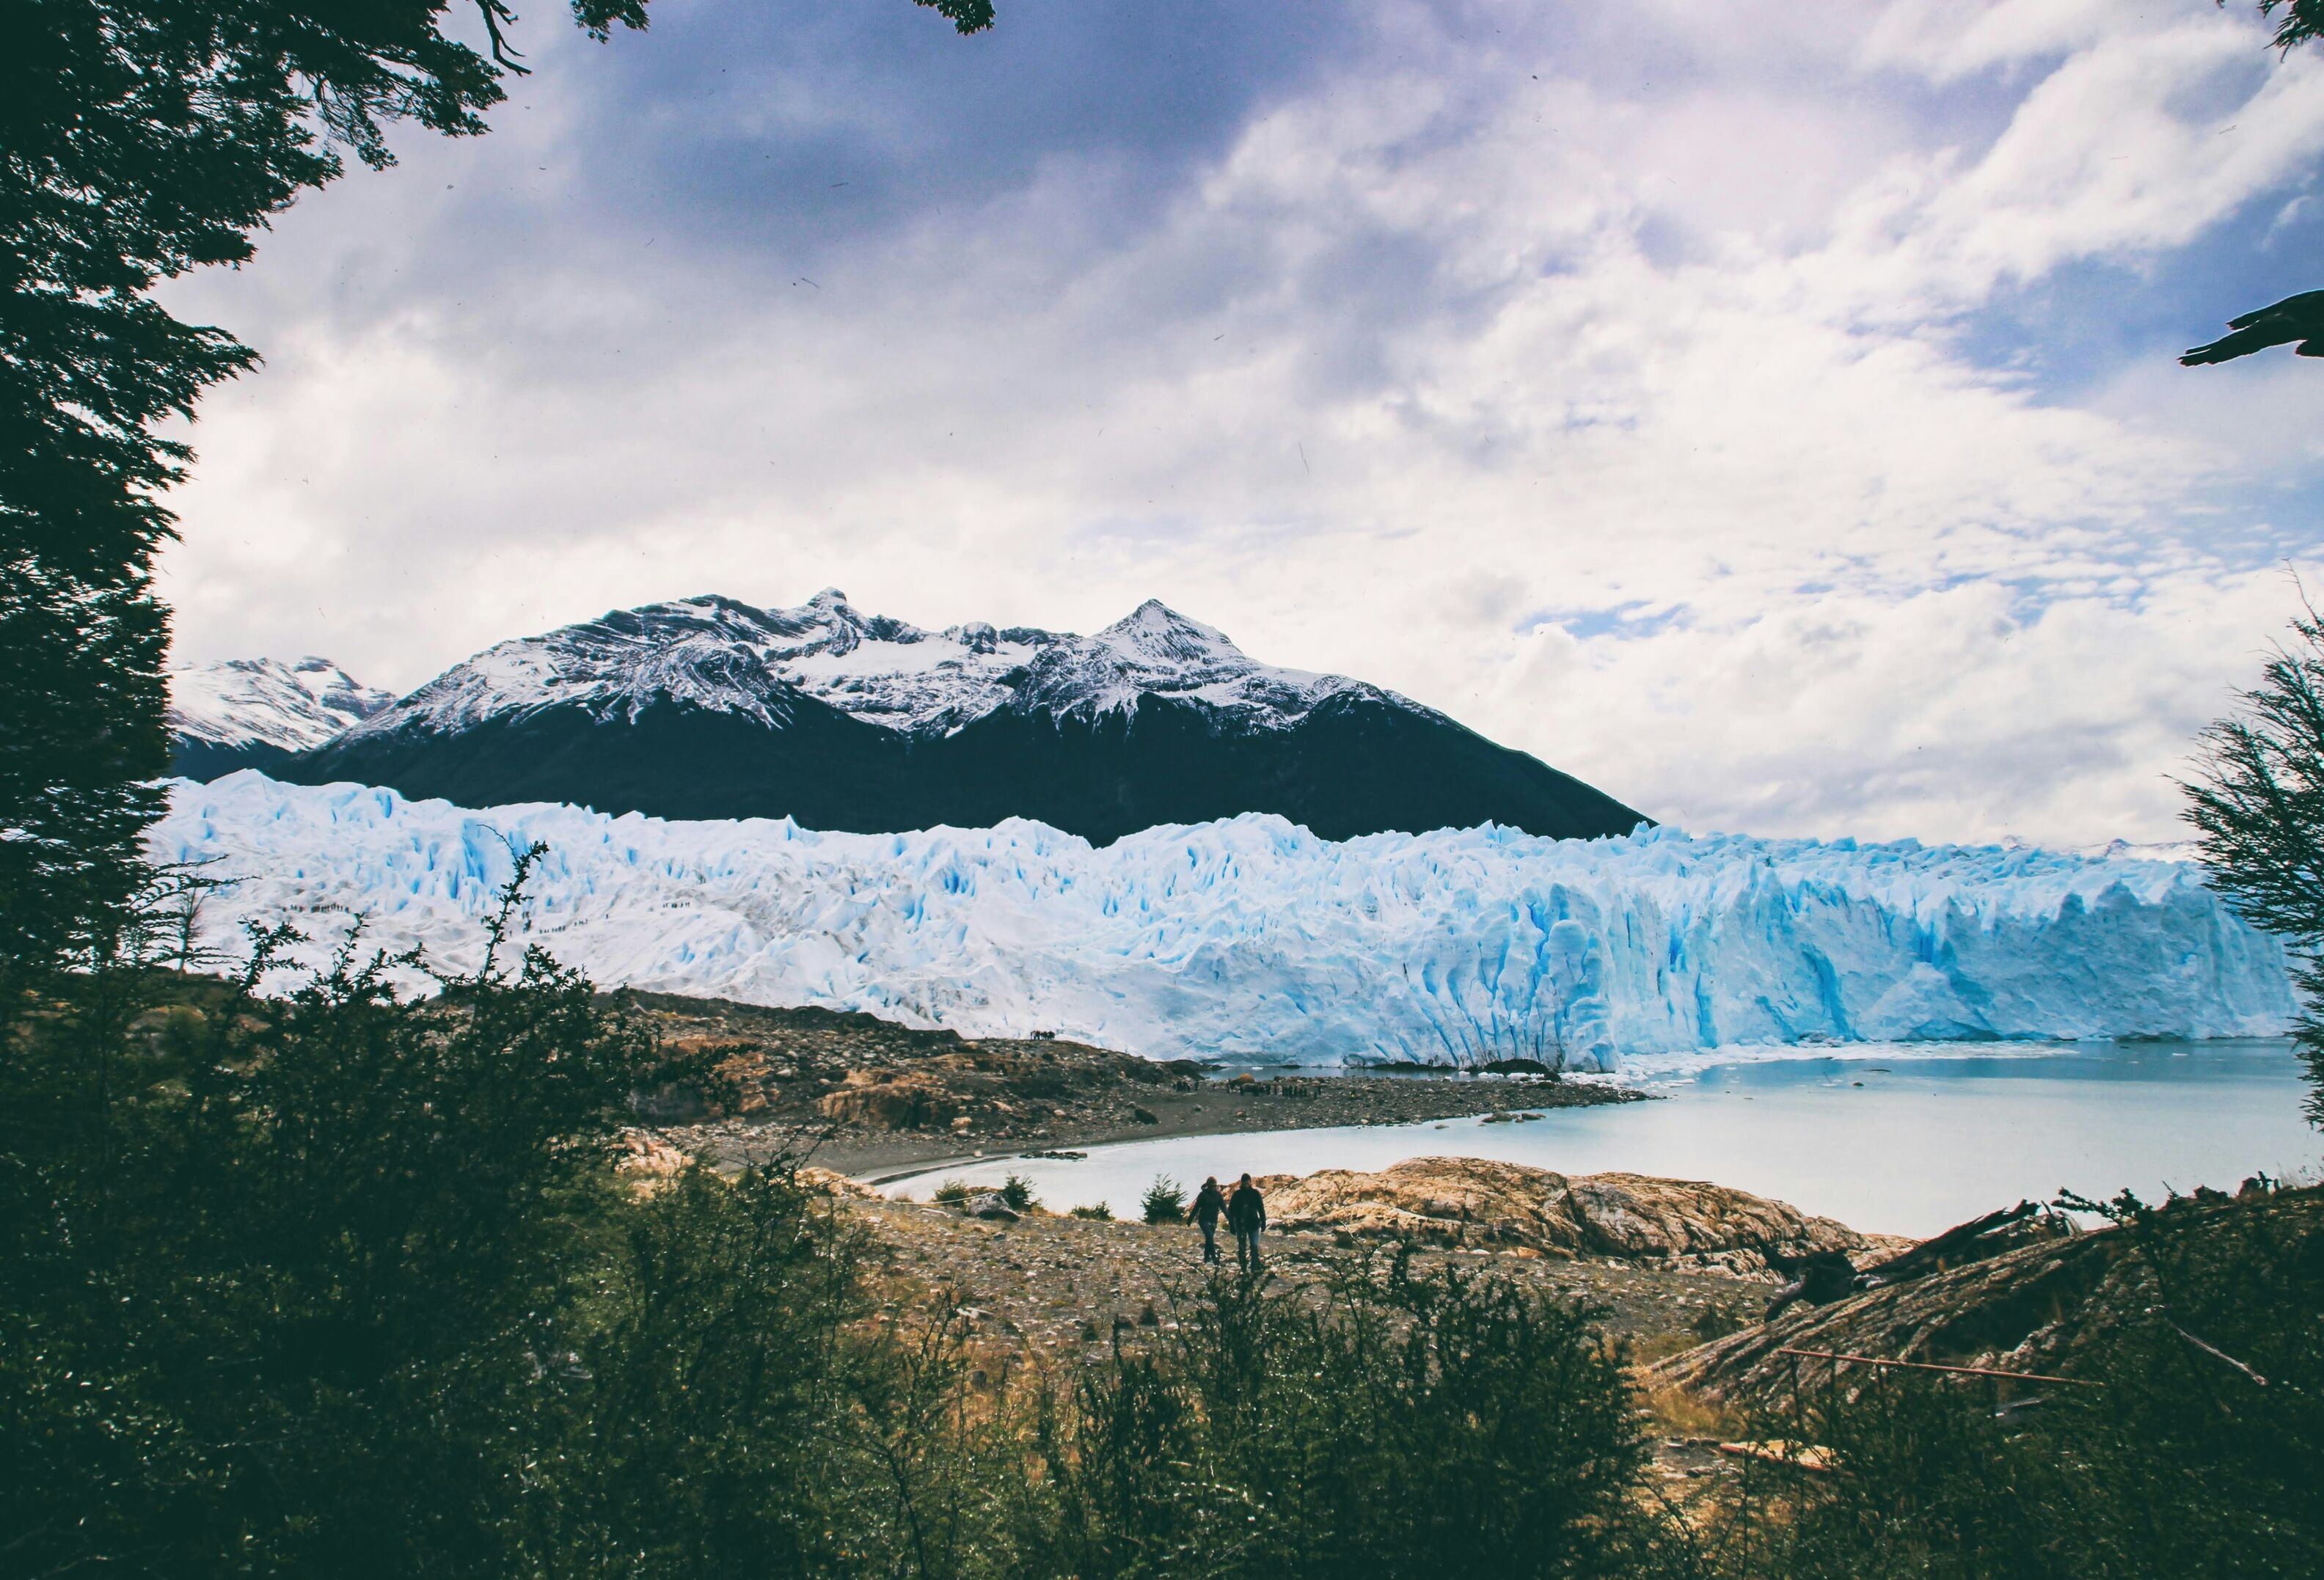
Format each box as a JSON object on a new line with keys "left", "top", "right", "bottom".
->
{"left": 154, "top": 0, "right": 2324, "bottom": 846}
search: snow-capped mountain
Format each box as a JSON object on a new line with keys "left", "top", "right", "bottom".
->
{"left": 282, "top": 590, "right": 1646, "bottom": 844}
{"left": 154, "top": 775, "right": 2295, "bottom": 1069}
{"left": 167, "top": 657, "right": 395, "bottom": 780}
{"left": 365, "top": 590, "right": 1384, "bottom": 738}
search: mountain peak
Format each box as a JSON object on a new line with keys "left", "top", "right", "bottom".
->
{"left": 167, "top": 656, "right": 395, "bottom": 756}
{"left": 268, "top": 588, "right": 1648, "bottom": 843}
{"left": 1096, "top": 599, "right": 1240, "bottom": 668}
{"left": 346, "top": 590, "right": 1400, "bottom": 744}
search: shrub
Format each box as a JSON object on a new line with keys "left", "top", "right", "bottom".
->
{"left": 932, "top": 1178, "right": 973, "bottom": 1205}
{"left": 1141, "top": 1174, "right": 1187, "bottom": 1224}
{"left": 0, "top": 868, "right": 1009, "bottom": 1579}
{"left": 1017, "top": 1248, "right": 1664, "bottom": 1579}
{"left": 1070, "top": 1202, "right": 1114, "bottom": 1221}
{"left": 1000, "top": 1172, "right": 1039, "bottom": 1213}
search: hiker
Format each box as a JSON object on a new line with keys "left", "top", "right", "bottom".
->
{"left": 1192, "top": 1177, "right": 1227, "bottom": 1264}
{"left": 1227, "top": 1173, "right": 1266, "bottom": 1271}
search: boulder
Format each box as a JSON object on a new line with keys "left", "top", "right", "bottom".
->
{"left": 959, "top": 1191, "right": 1020, "bottom": 1223}
{"left": 817, "top": 1072, "right": 958, "bottom": 1130}
{"left": 1258, "top": 1157, "right": 1888, "bottom": 1275}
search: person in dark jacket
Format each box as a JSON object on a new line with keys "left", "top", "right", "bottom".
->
{"left": 1191, "top": 1177, "right": 1227, "bottom": 1263}
{"left": 1226, "top": 1174, "right": 1266, "bottom": 1271}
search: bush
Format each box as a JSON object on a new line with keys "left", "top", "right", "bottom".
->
{"left": 0, "top": 871, "right": 1010, "bottom": 1579}
{"left": 1016, "top": 1248, "right": 1666, "bottom": 1579}
{"left": 1070, "top": 1202, "right": 1114, "bottom": 1221}
{"left": 1141, "top": 1174, "right": 1187, "bottom": 1224}
{"left": 1000, "top": 1172, "right": 1039, "bottom": 1213}
{"left": 932, "top": 1178, "right": 973, "bottom": 1204}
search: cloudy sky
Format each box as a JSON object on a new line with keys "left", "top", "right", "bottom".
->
{"left": 156, "top": 0, "right": 2324, "bottom": 847}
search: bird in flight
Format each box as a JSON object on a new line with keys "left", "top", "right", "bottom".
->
{"left": 2181, "top": 290, "right": 2324, "bottom": 366}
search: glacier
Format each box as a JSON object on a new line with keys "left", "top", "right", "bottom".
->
{"left": 151, "top": 773, "right": 2295, "bottom": 1072}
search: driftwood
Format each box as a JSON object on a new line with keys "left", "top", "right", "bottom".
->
{"left": 1763, "top": 1250, "right": 1861, "bottom": 1317}
{"left": 1859, "top": 1201, "right": 2054, "bottom": 1289}
{"left": 1763, "top": 1202, "right": 2060, "bottom": 1319}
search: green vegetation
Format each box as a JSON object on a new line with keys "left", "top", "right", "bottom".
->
{"left": 0, "top": 865, "right": 902, "bottom": 1575}
{"left": 932, "top": 1178, "right": 974, "bottom": 1205}
{"left": 0, "top": 858, "right": 1665, "bottom": 1577}
{"left": 2183, "top": 604, "right": 2324, "bottom": 1123}
{"left": 1702, "top": 1187, "right": 2324, "bottom": 1580}
{"left": 1141, "top": 1174, "right": 1188, "bottom": 1224}
{"left": 1000, "top": 1172, "right": 1039, "bottom": 1213}
{"left": 1070, "top": 1202, "right": 1115, "bottom": 1221}
{"left": 7, "top": 862, "right": 2320, "bottom": 1575}
{"left": 1020, "top": 1253, "right": 1669, "bottom": 1580}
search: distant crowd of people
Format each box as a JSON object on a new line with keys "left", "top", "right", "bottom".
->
{"left": 1192, "top": 1173, "right": 1267, "bottom": 1270}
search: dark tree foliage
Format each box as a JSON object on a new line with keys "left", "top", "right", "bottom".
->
{"left": 2254, "top": 0, "right": 2324, "bottom": 51}
{"left": 2182, "top": 606, "right": 2324, "bottom": 1124}
{"left": 1023, "top": 1254, "right": 1667, "bottom": 1580}
{"left": 0, "top": 563, "right": 170, "bottom": 997}
{"left": 0, "top": 0, "right": 991, "bottom": 996}
{"left": 0, "top": 860, "right": 1007, "bottom": 1578}
{"left": 1, "top": 868, "right": 635, "bottom": 1573}
{"left": 2183, "top": 4, "right": 2324, "bottom": 365}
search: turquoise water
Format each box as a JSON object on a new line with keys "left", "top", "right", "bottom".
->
{"left": 880, "top": 1042, "right": 2320, "bottom": 1238}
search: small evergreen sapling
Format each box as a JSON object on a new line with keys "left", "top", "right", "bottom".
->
{"left": 1141, "top": 1175, "right": 1187, "bottom": 1224}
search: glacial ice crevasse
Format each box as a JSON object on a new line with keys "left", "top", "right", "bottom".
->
{"left": 150, "top": 773, "right": 2296, "bottom": 1070}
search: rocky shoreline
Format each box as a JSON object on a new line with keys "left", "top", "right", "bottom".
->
{"left": 618, "top": 988, "right": 1645, "bottom": 1178}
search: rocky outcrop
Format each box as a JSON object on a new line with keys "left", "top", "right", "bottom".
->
{"left": 1648, "top": 1228, "right": 2116, "bottom": 1408}
{"left": 818, "top": 1069, "right": 964, "bottom": 1130}
{"left": 1256, "top": 1157, "right": 1896, "bottom": 1276}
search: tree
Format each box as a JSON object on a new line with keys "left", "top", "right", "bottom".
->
{"left": 0, "top": 857, "right": 1011, "bottom": 1576}
{"left": 0, "top": 0, "right": 993, "bottom": 1000}
{"left": 1023, "top": 1253, "right": 1663, "bottom": 1580}
{"left": 2182, "top": 604, "right": 2324, "bottom": 1125}
{"left": 2182, "top": 4, "right": 2324, "bottom": 365}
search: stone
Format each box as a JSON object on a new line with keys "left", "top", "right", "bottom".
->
{"left": 960, "top": 1191, "right": 1020, "bottom": 1223}
{"left": 1256, "top": 1157, "right": 1888, "bottom": 1273}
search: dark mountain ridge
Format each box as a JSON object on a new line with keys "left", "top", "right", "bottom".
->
{"left": 268, "top": 591, "right": 1648, "bottom": 844}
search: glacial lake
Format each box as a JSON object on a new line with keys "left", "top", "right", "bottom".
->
{"left": 878, "top": 1042, "right": 2320, "bottom": 1238}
